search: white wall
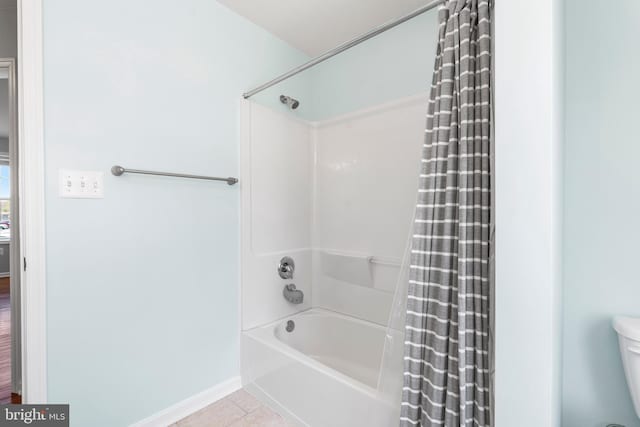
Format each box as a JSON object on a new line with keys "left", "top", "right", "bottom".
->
{"left": 240, "top": 101, "right": 313, "bottom": 330}
{"left": 241, "top": 94, "right": 426, "bottom": 328}
{"left": 0, "top": 80, "right": 9, "bottom": 137}
{"left": 0, "top": 6, "right": 17, "bottom": 59}
{"left": 494, "top": 0, "right": 564, "bottom": 425}
{"left": 312, "top": 95, "right": 426, "bottom": 325}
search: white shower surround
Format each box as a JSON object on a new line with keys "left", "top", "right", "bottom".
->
{"left": 240, "top": 94, "right": 427, "bottom": 425}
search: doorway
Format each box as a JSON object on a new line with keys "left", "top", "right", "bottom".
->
{"left": 0, "top": 57, "right": 21, "bottom": 404}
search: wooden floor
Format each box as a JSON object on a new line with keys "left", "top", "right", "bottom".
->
{"left": 0, "top": 276, "right": 11, "bottom": 404}
{"left": 172, "top": 389, "right": 292, "bottom": 427}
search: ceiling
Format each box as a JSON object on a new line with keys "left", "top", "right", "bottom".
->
{"left": 216, "top": 0, "right": 435, "bottom": 56}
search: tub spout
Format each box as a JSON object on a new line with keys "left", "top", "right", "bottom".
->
{"left": 283, "top": 284, "right": 304, "bottom": 304}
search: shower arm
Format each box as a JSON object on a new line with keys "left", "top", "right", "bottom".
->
{"left": 242, "top": 0, "right": 446, "bottom": 99}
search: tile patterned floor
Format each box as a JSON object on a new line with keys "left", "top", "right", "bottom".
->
{"left": 172, "top": 389, "right": 292, "bottom": 427}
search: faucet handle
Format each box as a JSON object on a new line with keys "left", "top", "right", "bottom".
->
{"left": 278, "top": 256, "right": 295, "bottom": 279}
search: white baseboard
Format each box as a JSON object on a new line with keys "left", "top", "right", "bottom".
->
{"left": 130, "top": 376, "right": 242, "bottom": 427}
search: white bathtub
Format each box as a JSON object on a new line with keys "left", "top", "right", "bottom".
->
{"left": 241, "top": 309, "right": 401, "bottom": 427}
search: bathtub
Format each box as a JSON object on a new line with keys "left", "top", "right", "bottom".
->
{"left": 241, "top": 309, "right": 401, "bottom": 427}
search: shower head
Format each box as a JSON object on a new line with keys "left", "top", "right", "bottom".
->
{"left": 280, "top": 95, "right": 300, "bottom": 110}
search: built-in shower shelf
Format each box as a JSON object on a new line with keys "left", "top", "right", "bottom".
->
{"left": 369, "top": 256, "right": 402, "bottom": 267}
{"left": 320, "top": 251, "right": 372, "bottom": 287}
{"left": 319, "top": 251, "right": 402, "bottom": 288}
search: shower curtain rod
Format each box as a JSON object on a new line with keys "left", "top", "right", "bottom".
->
{"left": 242, "top": 0, "right": 446, "bottom": 99}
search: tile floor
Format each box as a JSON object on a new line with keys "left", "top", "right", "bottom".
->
{"left": 172, "top": 389, "right": 292, "bottom": 427}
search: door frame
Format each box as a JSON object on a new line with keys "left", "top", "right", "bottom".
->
{"left": 16, "top": 0, "right": 47, "bottom": 403}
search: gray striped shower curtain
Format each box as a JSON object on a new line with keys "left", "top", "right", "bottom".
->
{"left": 400, "top": 0, "right": 492, "bottom": 426}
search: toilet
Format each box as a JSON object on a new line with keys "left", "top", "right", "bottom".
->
{"left": 614, "top": 316, "right": 640, "bottom": 418}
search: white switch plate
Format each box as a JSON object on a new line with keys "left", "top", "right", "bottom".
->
{"left": 59, "top": 170, "right": 104, "bottom": 198}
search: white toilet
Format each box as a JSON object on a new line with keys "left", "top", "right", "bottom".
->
{"left": 614, "top": 316, "right": 640, "bottom": 418}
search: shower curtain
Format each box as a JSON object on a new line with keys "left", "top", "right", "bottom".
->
{"left": 400, "top": 0, "right": 492, "bottom": 426}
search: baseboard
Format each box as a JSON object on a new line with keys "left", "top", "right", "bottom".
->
{"left": 130, "top": 376, "right": 241, "bottom": 427}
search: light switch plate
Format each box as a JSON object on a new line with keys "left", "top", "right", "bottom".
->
{"left": 59, "top": 170, "right": 104, "bottom": 198}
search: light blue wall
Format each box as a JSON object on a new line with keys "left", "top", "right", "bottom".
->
{"left": 42, "top": 1, "right": 308, "bottom": 426}
{"left": 304, "top": 10, "right": 439, "bottom": 121}
{"left": 562, "top": 1, "right": 640, "bottom": 426}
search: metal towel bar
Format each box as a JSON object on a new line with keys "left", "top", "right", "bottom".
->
{"left": 111, "top": 165, "right": 238, "bottom": 185}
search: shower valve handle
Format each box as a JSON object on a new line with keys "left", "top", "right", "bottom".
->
{"left": 278, "top": 256, "right": 295, "bottom": 279}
